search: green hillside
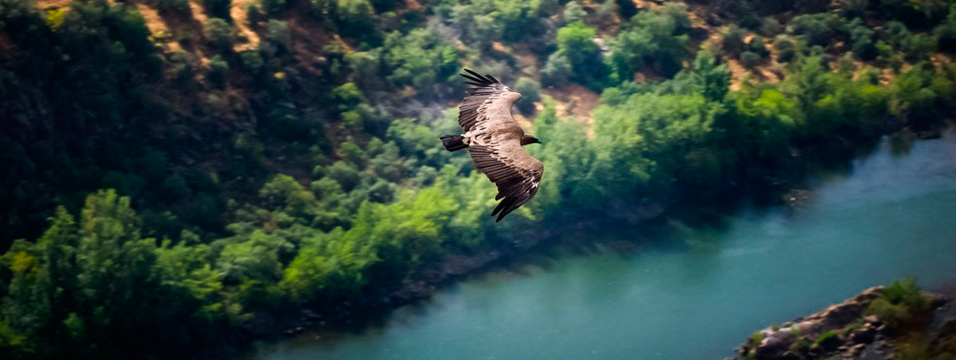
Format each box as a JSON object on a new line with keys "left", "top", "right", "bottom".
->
{"left": 1, "top": 0, "right": 955, "bottom": 358}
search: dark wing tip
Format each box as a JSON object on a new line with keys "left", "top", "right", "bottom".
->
{"left": 460, "top": 68, "right": 500, "bottom": 87}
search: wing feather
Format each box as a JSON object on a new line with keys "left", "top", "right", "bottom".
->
{"left": 468, "top": 142, "right": 543, "bottom": 222}
{"left": 457, "top": 69, "right": 514, "bottom": 132}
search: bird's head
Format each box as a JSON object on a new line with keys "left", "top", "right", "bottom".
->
{"left": 521, "top": 135, "right": 541, "bottom": 146}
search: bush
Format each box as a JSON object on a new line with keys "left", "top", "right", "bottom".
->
{"left": 247, "top": 2, "right": 263, "bottom": 26}
{"left": 155, "top": 0, "right": 191, "bottom": 14}
{"left": 848, "top": 19, "right": 877, "bottom": 61}
{"left": 204, "top": 18, "right": 235, "bottom": 52}
{"left": 814, "top": 331, "right": 840, "bottom": 348}
{"left": 748, "top": 36, "right": 769, "bottom": 57}
{"left": 615, "top": 0, "right": 637, "bottom": 19}
{"left": 261, "top": 0, "right": 287, "bottom": 16}
{"left": 936, "top": 9, "right": 956, "bottom": 52}
{"left": 721, "top": 25, "right": 745, "bottom": 56}
{"left": 789, "top": 13, "right": 842, "bottom": 47}
{"left": 773, "top": 35, "right": 797, "bottom": 63}
{"left": 562, "top": 0, "right": 586, "bottom": 24}
{"left": 865, "top": 278, "right": 930, "bottom": 331}
{"left": 610, "top": 4, "right": 690, "bottom": 78}
{"left": 762, "top": 17, "right": 783, "bottom": 36}
{"left": 265, "top": 19, "right": 291, "bottom": 54}
{"left": 740, "top": 51, "right": 761, "bottom": 67}
{"left": 552, "top": 21, "right": 608, "bottom": 88}
{"left": 883, "top": 277, "right": 928, "bottom": 311}
{"left": 902, "top": 33, "right": 937, "bottom": 62}
{"left": 514, "top": 77, "right": 541, "bottom": 114}
{"left": 732, "top": 0, "right": 761, "bottom": 30}
{"left": 208, "top": 55, "right": 229, "bottom": 87}
{"left": 169, "top": 50, "right": 194, "bottom": 83}
{"left": 867, "top": 297, "right": 912, "bottom": 330}
{"left": 202, "top": 0, "right": 231, "bottom": 19}
{"left": 335, "top": 0, "right": 379, "bottom": 41}
{"left": 542, "top": 51, "right": 573, "bottom": 85}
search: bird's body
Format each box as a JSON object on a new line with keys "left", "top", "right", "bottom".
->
{"left": 441, "top": 69, "right": 544, "bottom": 222}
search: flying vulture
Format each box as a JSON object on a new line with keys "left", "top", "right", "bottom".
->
{"left": 440, "top": 69, "right": 544, "bottom": 222}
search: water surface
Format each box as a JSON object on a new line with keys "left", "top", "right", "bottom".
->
{"left": 253, "top": 132, "right": 956, "bottom": 360}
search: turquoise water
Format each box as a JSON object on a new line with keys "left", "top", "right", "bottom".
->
{"left": 253, "top": 132, "right": 956, "bottom": 360}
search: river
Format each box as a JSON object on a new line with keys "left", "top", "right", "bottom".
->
{"left": 251, "top": 131, "right": 956, "bottom": 360}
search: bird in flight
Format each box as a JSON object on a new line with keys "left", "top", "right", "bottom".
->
{"left": 441, "top": 69, "right": 544, "bottom": 222}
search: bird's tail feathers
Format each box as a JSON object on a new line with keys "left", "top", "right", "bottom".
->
{"left": 440, "top": 135, "right": 467, "bottom": 152}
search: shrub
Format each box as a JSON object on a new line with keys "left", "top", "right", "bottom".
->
{"left": 336, "top": 0, "right": 378, "bottom": 41}
{"left": 814, "top": 331, "right": 839, "bottom": 348}
{"left": 562, "top": 1, "right": 586, "bottom": 24}
{"left": 265, "top": 19, "right": 291, "bottom": 54}
{"left": 553, "top": 21, "right": 608, "bottom": 88}
{"left": 865, "top": 278, "right": 930, "bottom": 331}
{"left": 514, "top": 77, "right": 541, "bottom": 114}
{"left": 867, "top": 297, "right": 912, "bottom": 330}
{"left": 789, "top": 13, "right": 842, "bottom": 47}
{"left": 246, "top": 2, "right": 263, "bottom": 26}
{"left": 610, "top": 4, "right": 690, "bottom": 78}
{"left": 204, "top": 18, "right": 235, "bottom": 52}
{"left": 208, "top": 55, "right": 229, "bottom": 87}
{"left": 615, "top": 0, "right": 637, "bottom": 19}
{"left": 202, "top": 0, "right": 231, "bottom": 19}
{"left": 748, "top": 36, "right": 769, "bottom": 57}
{"left": 848, "top": 19, "right": 877, "bottom": 61}
{"left": 936, "top": 10, "right": 956, "bottom": 52}
{"left": 732, "top": 0, "right": 761, "bottom": 30}
{"left": 261, "top": 0, "right": 287, "bottom": 16}
{"left": 902, "top": 33, "right": 937, "bottom": 62}
{"left": 155, "top": 0, "right": 191, "bottom": 14}
{"left": 542, "top": 51, "right": 573, "bottom": 85}
{"left": 773, "top": 35, "right": 797, "bottom": 63}
{"left": 883, "top": 277, "right": 928, "bottom": 311}
{"left": 168, "top": 50, "right": 194, "bottom": 83}
{"left": 762, "top": 17, "right": 783, "bottom": 36}
{"left": 721, "top": 24, "right": 745, "bottom": 56}
{"left": 740, "top": 51, "right": 761, "bottom": 67}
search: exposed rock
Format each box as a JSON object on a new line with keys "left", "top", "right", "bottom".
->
{"left": 732, "top": 286, "right": 955, "bottom": 360}
{"left": 852, "top": 326, "right": 877, "bottom": 344}
{"left": 736, "top": 287, "right": 884, "bottom": 359}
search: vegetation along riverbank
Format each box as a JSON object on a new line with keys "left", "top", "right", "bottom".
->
{"left": 2, "top": 0, "right": 956, "bottom": 359}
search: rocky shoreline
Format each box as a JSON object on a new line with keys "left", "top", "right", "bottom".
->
{"left": 727, "top": 286, "right": 956, "bottom": 360}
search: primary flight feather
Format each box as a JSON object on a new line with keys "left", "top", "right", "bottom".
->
{"left": 440, "top": 69, "right": 544, "bottom": 222}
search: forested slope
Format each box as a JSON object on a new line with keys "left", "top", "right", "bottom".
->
{"left": 2, "top": 0, "right": 956, "bottom": 358}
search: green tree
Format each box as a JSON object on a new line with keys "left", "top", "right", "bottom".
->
{"left": 610, "top": 3, "right": 690, "bottom": 78}
{"left": 546, "top": 21, "right": 608, "bottom": 88}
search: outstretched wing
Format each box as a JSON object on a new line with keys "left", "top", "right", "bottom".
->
{"left": 468, "top": 140, "right": 544, "bottom": 222}
{"left": 457, "top": 69, "right": 520, "bottom": 133}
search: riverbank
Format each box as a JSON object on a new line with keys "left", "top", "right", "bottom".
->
{"left": 728, "top": 282, "right": 956, "bottom": 360}
{"left": 231, "top": 126, "right": 951, "bottom": 360}
{"left": 247, "top": 129, "right": 956, "bottom": 360}
{"left": 256, "top": 127, "right": 929, "bottom": 332}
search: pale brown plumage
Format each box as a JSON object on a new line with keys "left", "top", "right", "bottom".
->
{"left": 440, "top": 69, "right": 544, "bottom": 222}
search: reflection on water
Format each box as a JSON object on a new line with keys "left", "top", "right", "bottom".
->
{"left": 253, "top": 130, "right": 956, "bottom": 360}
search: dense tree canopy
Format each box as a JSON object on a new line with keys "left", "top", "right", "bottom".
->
{"left": 2, "top": 0, "right": 955, "bottom": 358}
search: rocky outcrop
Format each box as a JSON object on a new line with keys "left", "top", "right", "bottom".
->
{"left": 729, "top": 287, "right": 954, "bottom": 360}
